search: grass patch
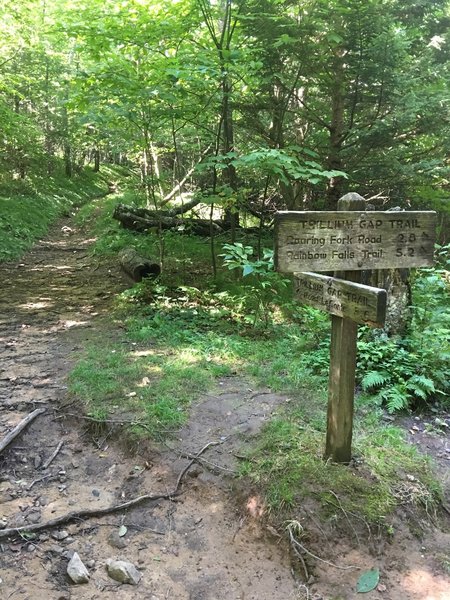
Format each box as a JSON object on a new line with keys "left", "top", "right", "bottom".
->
{"left": 68, "top": 340, "right": 219, "bottom": 437}
{"left": 239, "top": 400, "right": 441, "bottom": 528}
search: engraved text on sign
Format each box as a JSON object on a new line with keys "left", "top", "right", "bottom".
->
{"left": 275, "top": 211, "right": 436, "bottom": 272}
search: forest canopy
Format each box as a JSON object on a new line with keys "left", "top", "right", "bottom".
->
{"left": 1, "top": 0, "right": 449, "bottom": 232}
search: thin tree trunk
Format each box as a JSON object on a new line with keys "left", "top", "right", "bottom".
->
{"left": 326, "top": 48, "right": 346, "bottom": 208}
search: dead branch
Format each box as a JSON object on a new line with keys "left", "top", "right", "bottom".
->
{"left": 0, "top": 440, "right": 221, "bottom": 541}
{"left": 0, "top": 408, "right": 46, "bottom": 456}
{"left": 41, "top": 441, "right": 64, "bottom": 470}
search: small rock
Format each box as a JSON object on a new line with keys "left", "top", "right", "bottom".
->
{"left": 92, "top": 489, "right": 100, "bottom": 498}
{"left": 67, "top": 552, "right": 90, "bottom": 584}
{"left": 49, "top": 544, "right": 64, "bottom": 555}
{"left": 108, "top": 531, "right": 127, "bottom": 549}
{"left": 187, "top": 465, "right": 203, "bottom": 478}
{"left": 34, "top": 455, "right": 42, "bottom": 469}
{"left": 86, "top": 559, "right": 95, "bottom": 568}
{"left": 39, "top": 496, "right": 49, "bottom": 506}
{"left": 27, "top": 543, "right": 36, "bottom": 552}
{"left": 27, "top": 511, "right": 42, "bottom": 524}
{"left": 39, "top": 533, "right": 49, "bottom": 542}
{"left": 62, "top": 549, "right": 76, "bottom": 560}
{"left": 106, "top": 559, "right": 141, "bottom": 585}
{"left": 52, "top": 530, "right": 69, "bottom": 541}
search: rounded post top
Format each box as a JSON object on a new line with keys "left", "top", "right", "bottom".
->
{"left": 337, "top": 192, "right": 366, "bottom": 211}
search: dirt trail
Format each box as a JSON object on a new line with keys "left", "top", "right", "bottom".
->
{"left": 0, "top": 218, "right": 449, "bottom": 600}
{"left": 0, "top": 220, "right": 297, "bottom": 599}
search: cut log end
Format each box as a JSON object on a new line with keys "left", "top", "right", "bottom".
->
{"left": 119, "top": 248, "right": 161, "bottom": 282}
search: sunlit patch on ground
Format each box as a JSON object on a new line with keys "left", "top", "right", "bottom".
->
{"left": 246, "top": 495, "right": 265, "bottom": 518}
{"left": 401, "top": 568, "right": 450, "bottom": 600}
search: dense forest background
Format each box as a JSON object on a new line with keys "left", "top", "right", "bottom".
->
{"left": 0, "top": 4, "right": 450, "bottom": 580}
{"left": 1, "top": 0, "right": 449, "bottom": 237}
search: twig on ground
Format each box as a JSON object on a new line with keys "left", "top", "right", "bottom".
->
{"left": 0, "top": 440, "right": 221, "bottom": 541}
{"left": 287, "top": 522, "right": 309, "bottom": 581}
{"left": 327, "top": 490, "right": 360, "bottom": 546}
{"left": 0, "top": 408, "right": 46, "bottom": 456}
{"left": 286, "top": 521, "right": 359, "bottom": 573}
{"left": 58, "top": 413, "right": 179, "bottom": 435}
{"left": 179, "top": 452, "right": 235, "bottom": 473}
{"left": 249, "top": 391, "right": 273, "bottom": 399}
{"left": 27, "top": 473, "right": 53, "bottom": 490}
{"left": 42, "top": 441, "right": 64, "bottom": 470}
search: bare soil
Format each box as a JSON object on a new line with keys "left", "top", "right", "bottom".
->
{"left": 0, "top": 217, "right": 448, "bottom": 600}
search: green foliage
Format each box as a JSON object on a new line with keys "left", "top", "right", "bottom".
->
{"left": 199, "top": 148, "right": 348, "bottom": 187}
{"left": 220, "top": 242, "right": 291, "bottom": 329}
{"left": 357, "top": 258, "right": 450, "bottom": 413}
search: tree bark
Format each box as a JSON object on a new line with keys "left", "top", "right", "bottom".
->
{"left": 326, "top": 48, "right": 346, "bottom": 208}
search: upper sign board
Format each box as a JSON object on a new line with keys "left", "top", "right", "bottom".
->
{"left": 275, "top": 211, "right": 436, "bottom": 272}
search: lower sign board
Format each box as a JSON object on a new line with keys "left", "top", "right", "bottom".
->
{"left": 294, "top": 272, "right": 387, "bottom": 327}
{"left": 276, "top": 211, "right": 436, "bottom": 272}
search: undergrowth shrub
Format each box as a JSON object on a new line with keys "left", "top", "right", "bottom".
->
{"left": 220, "top": 242, "right": 291, "bottom": 329}
{"left": 357, "top": 247, "right": 450, "bottom": 412}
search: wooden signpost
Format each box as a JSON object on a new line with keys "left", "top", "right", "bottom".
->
{"left": 275, "top": 193, "right": 437, "bottom": 463}
{"left": 293, "top": 272, "right": 387, "bottom": 328}
{"left": 276, "top": 210, "right": 436, "bottom": 273}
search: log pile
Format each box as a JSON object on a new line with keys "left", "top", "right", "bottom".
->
{"left": 113, "top": 203, "right": 224, "bottom": 236}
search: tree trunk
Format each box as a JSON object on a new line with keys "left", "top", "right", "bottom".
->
{"left": 93, "top": 149, "right": 100, "bottom": 172}
{"left": 221, "top": 69, "right": 239, "bottom": 238}
{"left": 326, "top": 48, "right": 346, "bottom": 208}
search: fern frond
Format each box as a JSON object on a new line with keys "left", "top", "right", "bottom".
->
{"left": 361, "top": 370, "right": 390, "bottom": 390}
{"left": 406, "top": 375, "right": 436, "bottom": 400}
{"left": 380, "top": 385, "right": 409, "bottom": 413}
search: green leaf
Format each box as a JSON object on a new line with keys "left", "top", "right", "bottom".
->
{"left": 243, "top": 264, "right": 254, "bottom": 276}
{"left": 361, "top": 370, "right": 390, "bottom": 390}
{"left": 118, "top": 525, "right": 127, "bottom": 537}
{"left": 357, "top": 568, "right": 380, "bottom": 593}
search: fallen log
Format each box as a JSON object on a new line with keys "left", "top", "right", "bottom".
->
{"left": 113, "top": 203, "right": 224, "bottom": 236}
{"left": 119, "top": 248, "right": 161, "bottom": 282}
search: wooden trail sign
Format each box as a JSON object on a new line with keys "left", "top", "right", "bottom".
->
{"left": 294, "top": 272, "right": 387, "bottom": 328}
{"left": 276, "top": 210, "right": 436, "bottom": 273}
{"left": 275, "top": 193, "right": 436, "bottom": 464}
